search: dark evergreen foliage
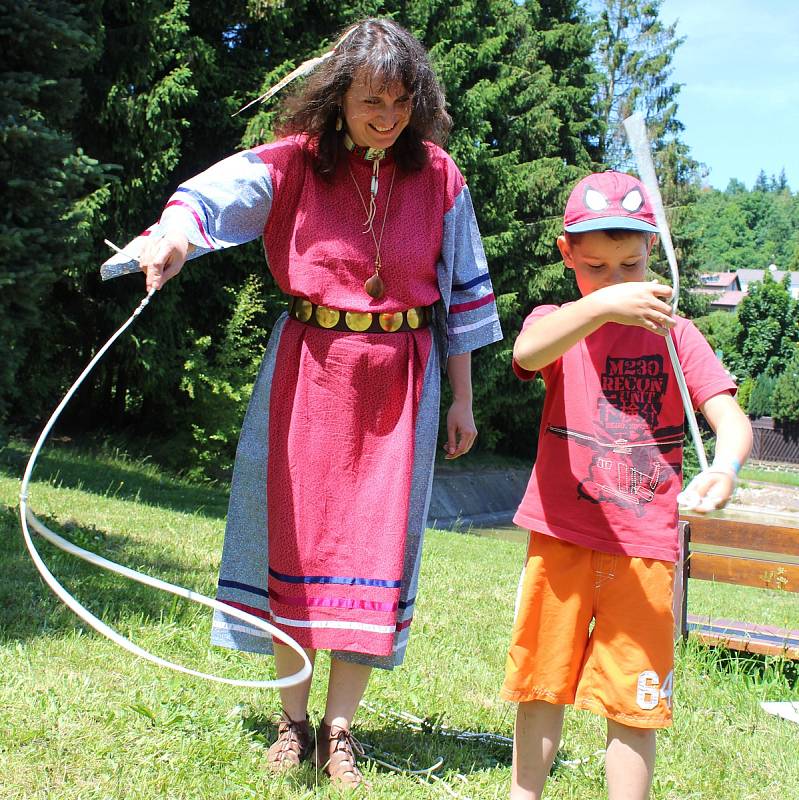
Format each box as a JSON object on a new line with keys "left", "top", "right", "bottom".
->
{"left": 1, "top": 0, "right": 599, "bottom": 473}
{"left": 747, "top": 374, "right": 776, "bottom": 419}
{"left": 0, "top": 0, "right": 111, "bottom": 422}
{"left": 13, "top": 0, "right": 791, "bottom": 474}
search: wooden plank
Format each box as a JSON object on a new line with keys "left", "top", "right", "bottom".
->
{"left": 687, "top": 551, "right": 799, "bottom": 591}
{"left": 691, "top": 630, "right": 799, "bottom": 659}
{"left": 681, "top": 514, "right": 799, "bottom": 556}
{"left": 687, "top": 615, "right": 799, "bottom": 659}
{"left": 688, "top": 615, "right": 799, "bottom": 639}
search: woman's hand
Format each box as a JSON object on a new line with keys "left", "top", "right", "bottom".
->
{"left": 444, "top": 398, "right": 477, "bottom": 460}
{"left": 139, "top": 231, "right": 191, "bottom": 291}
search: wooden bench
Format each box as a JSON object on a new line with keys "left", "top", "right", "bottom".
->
{"left": 675, "top": 514, "right": 799, "bottom": 659}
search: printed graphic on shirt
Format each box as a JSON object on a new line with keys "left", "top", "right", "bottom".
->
{"left": 547, "top": 353, "right": 683, "bottom": 515}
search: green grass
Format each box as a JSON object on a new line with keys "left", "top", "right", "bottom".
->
{"left": 739, "top": 467, "right": 799, "bottom": 488}
{"left": 2, "top": 441, "right": 798, "bottom": 799}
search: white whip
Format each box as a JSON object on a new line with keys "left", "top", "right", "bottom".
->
{"left": 19, "top": 282, "right": 311, "bottom": 689}
{"left": 623, "top": 113, "right": 709, "bottom": 472}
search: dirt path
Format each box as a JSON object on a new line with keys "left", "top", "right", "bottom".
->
{"left": 730, "top": 481, "right": 799, "bottom": 515}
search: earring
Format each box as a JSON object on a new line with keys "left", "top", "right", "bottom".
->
{"left": 335, "top": 112, "right": 343, "bottom": 132}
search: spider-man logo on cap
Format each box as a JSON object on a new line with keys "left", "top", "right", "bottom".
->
{"left": 564, "top": 171, "right": 659, "bottom": 234}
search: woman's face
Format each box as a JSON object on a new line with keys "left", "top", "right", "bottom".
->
{"left": 341, "top": 69, "right": 412, "bottom": 149}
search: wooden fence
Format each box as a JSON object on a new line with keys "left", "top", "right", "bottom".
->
{"left": 749, "top": 417, "right": 799, "bottom": 464}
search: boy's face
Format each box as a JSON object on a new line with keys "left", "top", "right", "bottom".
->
{"left": 557, "top": 230, "right": 656, "bottom": 296}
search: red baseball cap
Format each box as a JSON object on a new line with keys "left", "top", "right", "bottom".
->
{"left": 564, "top": 171, "right": 658, "bottom": 234}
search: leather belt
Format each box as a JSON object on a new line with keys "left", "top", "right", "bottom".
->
{"left": 288, "top": 296, "right": 432, "bottom": 333}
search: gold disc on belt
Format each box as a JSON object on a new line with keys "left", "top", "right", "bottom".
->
{"left": 294, "top": 298, "right": 313, "bottom": 322}
{"left": 379, "top": 312, "right": 403, "bottom": 332}
{"left": 406, "top": 307, "right": 422, "bottom": 329}
{"left": 345, "top": 311, "right": 373, "bottom": 332}
{"left": 316, "top": 306, "right": 340, "bottom": 328}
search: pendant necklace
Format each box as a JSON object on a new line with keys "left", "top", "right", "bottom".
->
{"left": 344, "top": 134, "right": 395, "bottom": 300}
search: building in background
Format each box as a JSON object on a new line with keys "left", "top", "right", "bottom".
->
{"left": 695, "top": 266, "right": 799, "bottom": 312}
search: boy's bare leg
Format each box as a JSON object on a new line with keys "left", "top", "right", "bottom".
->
{"left": 605, "top": 720, "right": 655, "bottom": 800}
{"left": 273, "top": 643, "right": 316, "bottom": 720}
{"left": 511, "top": 700, "right": 565, "bottom": 800}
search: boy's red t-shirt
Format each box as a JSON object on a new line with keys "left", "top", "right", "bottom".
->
{"left": 513, "top": 305, "right": 737, "bottom": 562}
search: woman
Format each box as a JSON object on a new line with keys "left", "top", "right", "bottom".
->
{"left": 137, "top": 18, "right": 501, "bottom": 789}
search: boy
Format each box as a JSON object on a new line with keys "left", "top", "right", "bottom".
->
{"left": 501, "top": 171, "right": 753, "bottom": 800}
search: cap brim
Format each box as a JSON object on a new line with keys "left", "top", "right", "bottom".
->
{"left": 565, "top": 216, "right": 659, "bottom": 234}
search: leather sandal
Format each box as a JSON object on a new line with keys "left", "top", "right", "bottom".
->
{"left": 265, "top": 711, "right": 312, "bottom": 772}
{"left": 315, "top": 721, "right": 367, "bottom": 789}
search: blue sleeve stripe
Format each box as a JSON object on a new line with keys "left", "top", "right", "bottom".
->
{"left": 451, "top": 273, "right": 491, "bottom": 292}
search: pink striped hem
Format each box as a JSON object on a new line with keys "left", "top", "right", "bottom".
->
{"left": 218, "top": 599, "right": 412, "bottom": 632}
{"left": 222, "top": 599, "right": 268, "bottom": 618}
{"left": 270, "top": 590, "right": 398, "bottom": 612}
{"left": 449, "top": 292, "right": 495, "bottom": 314}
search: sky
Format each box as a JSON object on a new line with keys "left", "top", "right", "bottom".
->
{"left": 658, "top": 0, "right": 799, "bottom": 191}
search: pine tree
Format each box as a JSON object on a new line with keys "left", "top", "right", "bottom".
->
{"left": 0, "top": 0, "right": 110, "bottom": 423}
{"left": 587, "top": 0, "right": 707, "bottom": 318}
{"left": 3, "top": 0, "right": 599, "bottom": 470}
{"left": 590, "top": 0, "right": 683, "bottom": 168}
{"left": 747, "top": 373, "right": 776, "bottom": 418}
{"left": 398, "top": 0, "right": 597, "bottom": 454}
{"left": 772, "top": 346, "right": 799, "bottom": 423}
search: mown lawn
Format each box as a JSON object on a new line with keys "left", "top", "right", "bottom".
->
{"left": 739, "top": 467, "right": 799, "bottom": 488}
{"left": 1, "top": 441, "right": 798, "bottom": 799}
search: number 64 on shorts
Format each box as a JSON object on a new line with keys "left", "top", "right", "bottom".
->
{"left": 636, "top": 669, "right": 674, "bottom": 710}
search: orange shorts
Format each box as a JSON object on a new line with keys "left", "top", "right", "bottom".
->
{"left": 501, "top": 533, "right": 675, "bottom": 728}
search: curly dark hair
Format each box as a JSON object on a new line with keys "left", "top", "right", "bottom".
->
{"left": 275, "top": 18, "right": 452, "bottom": 176}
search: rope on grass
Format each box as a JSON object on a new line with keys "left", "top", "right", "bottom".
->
{"left": 19, "top": 285, "right": 312, "bottom": 689}
{"left": 358, "top": 702, "right": 604, "bottom": 794}
{"left": 360, "top": 744, "right": 472, "bottom": 800}
{"left": 361, "top": 702, "right": 513, "bottom": 747}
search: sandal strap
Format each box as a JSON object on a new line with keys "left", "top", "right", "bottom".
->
{"left": 318, "top": 722, "right": 365, "bottom": 786}
{"left": 266, "top": 711, "right": 312, "bottom": 769}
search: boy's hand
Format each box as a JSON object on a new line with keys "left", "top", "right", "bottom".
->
{"left": 677, "top": 470, "right": 736, "bottom": 514}
{"left": 590, "top": 281, "right": 675, "bottom": 336}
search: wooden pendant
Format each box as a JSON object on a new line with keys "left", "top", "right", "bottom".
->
{"left": 364, "top": 272, "right": 385, "bottom": 300}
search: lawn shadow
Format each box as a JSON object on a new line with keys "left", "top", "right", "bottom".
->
{"left": 695, "top": 642, "right": 799, "bottom": 688}
{"left": 240, "top": 710, "right": 323, "bottom": 790}
{"left": 237, "top": 706, "right": 590, "bottom": 788}
{"left": 1, "top": 502, "right": 221, "bottom": 644}
{"left": 2, "top": 441, "right": 229, "bottom": 520}
{"left": 239, "top": 708, "right": 514, "bottom": 783}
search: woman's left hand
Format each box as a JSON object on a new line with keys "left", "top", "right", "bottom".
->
{"left": 444, "top": 398, "right": 477, "bottom": 460}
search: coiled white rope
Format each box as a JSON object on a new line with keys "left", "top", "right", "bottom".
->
{"left": 18, "top": 288, "right": 311, "bottom": 689}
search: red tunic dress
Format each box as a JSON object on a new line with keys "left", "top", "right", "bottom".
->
{"left": 155, "top": 134, "right": 502, "bottom": 664}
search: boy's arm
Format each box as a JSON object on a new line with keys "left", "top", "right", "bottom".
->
{"left": 513, "top": 281, "right": 675, "bottom": 372}
{"left": 679, "top": 393, "right": 753, "bottom": 514}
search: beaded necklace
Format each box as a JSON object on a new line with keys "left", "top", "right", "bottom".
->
{"left": 344, "top": 133, "right": 395, "bottom": 300}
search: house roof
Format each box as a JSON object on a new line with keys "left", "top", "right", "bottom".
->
{"left": 736, "top": 268, "right": 799, "bottom": 287}
{"left": 699, "top": 271, "right": 739, "bottom": 289}
{"left": 710, "top": 290, "right": 746, "bottom": 309}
